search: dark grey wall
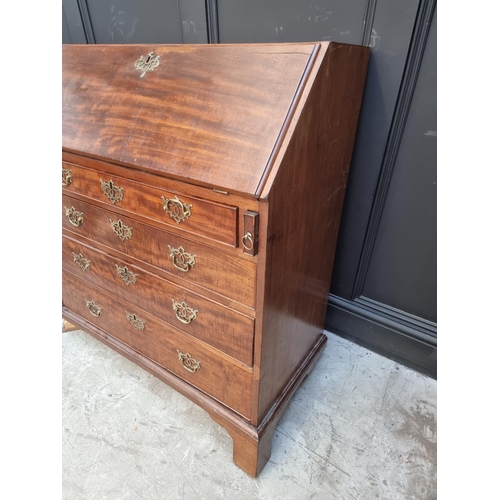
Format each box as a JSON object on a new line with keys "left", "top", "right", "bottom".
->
{"left": 86, "top": 0, "right": 183, "bottom": 44}
{"left": 62, "top": 0, "right": 437, "bottom": 378}
{"left": 331, "top": 0, "right": 421, "bottom": 297}
{"left": 62, "top": 2, "right": 86, "bottom": 43}
{"left": 217, "top": 0, "right": 366, "bottom": 44}
{"left": 363, "top": 12, "right": 437, "bottom": 322}
{"left": 62, "top": 0, "right": 207, "bottom": 44}
{"left": 327, "top": 1, "right": 437, "bottom": 378}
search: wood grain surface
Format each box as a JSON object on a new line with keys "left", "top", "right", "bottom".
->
{"left": 63, "top": 161, "right": 238, "bottom": 247}
{"left": 62, "top": 195, "right": 257, "bottom": 307}
{"left": 62, "top": 41, "right": 370, "bottom": 476}
{"left": 63, "top": 271, "right": 253, "bottom": 418}
{"left": 62, "top": 43, "right": 318, "bottom": 196}
{"left": 253, "top": 43, "right": 370, "bottom": 422}
{"left": 63, "top": 235, "right": 255, "bottom": 365}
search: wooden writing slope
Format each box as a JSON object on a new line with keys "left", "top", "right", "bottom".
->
{"left": 62, "top": 42, "right": 369, "bottom": 476}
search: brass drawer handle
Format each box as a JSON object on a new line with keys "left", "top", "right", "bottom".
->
{"left": 242, "top": 232, "right": 254, "bottom": 251}
{"left": 85, "top": 299, "right": 102, "bottom": 317}
{"left": 72, "top": 252, "right": 91, "bottom": 272}
{"left": 115, "top": 265, "right": 137, "bottom": 285}
{"left": 125, "top": 311, "right": 145, "bottom": 330}
{"left": 109, "top": 219, "right": 133, "bottom": 241}
{"left": 65, "top": 206, "right": 84, "bottom": 227}
{"left": 172, "top": 299, "right": 198, "bottom": 324}
{"left": 168, "top": 245, "right": 196, "bottom": 273}
{"left": 100, "top": 179, "right": 124, "bottom": 204}
{"left": 161, "top": 195, "right": 192, "bottom": 224}
{"left": 62, "top": 168, "right": 72, "bottom": 187}
{"left": 176, "top": 350, "right": 201, "bottom": 373}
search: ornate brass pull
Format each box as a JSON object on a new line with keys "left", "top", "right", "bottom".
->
{"left": 109, "top": 219, "right": 132, "bottom": 241}
{"left": 115, "top": 265, "right": 137, "bottom": 286}
{"left": 85, "top": 299, "right": 102, "bottom": 317}
{"left": 168, "top": 245, "right": 196, "bottom": 273}
{"left": 171, "top": 299, "right": 198, "bottom": 324}
{"left": 100, "top": 179, "right": 124, "bottom": 204}
{"left": 65, "top": 206, "right": 83, "bottom": 227}
{"left": 161, "top": 195, "right": 192, "bottom": 224}
{"left": 72, "top": 252, "right": 91, "bottom": 272}
{"left": 62, "top": 168, "right": 72, "bottom": 187}
{"left": 176, "top": 350, "right": 201, "bottom": 373}
{"left": 134, "top": 51, "right": 160, "bottom": 78}
{"left": 242, "top": 232, "right": 254, "bottom": 251}
{"left": 125, "top": 311, "right": 145, "bottom": 330}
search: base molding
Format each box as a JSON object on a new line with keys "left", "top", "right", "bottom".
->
{"left": 62, "top": 308, "right": 327, "bottom": 476}
{"left": 325, "top": 295, "right": 436, "bottom": 379}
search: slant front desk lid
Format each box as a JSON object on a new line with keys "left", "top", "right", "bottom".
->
{"left": 62, "top": 43, "right": 323, "bottom": 197}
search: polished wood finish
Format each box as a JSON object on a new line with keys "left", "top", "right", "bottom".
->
{"left": 63, "top": 161, "right": 238, "bottom": 247}
{"left": 63, "top": 235, "right": 255, "bottom": 365}
{"left": 62, "top": 44, "right": 318, "bottom": 196}
{"left": 254, "top": 42, "right": 370, "bottom": 422}
{"left": 62, "top": 42, "right": 369, "bottom": 476}
{"left": 62, "top": 195, "right": 256, "bottom": 307}
{"left": 63, "top": 271, "right": 253, "bottom": 417}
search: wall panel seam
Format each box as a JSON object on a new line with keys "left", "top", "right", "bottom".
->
{"left": 351, "top": 0, "right": 437, "bottom": 299}
{"left": 205, "top": 0, "right": 220, "bottom": 43}
{"left": 76, "top": 0, "right": 95, "bottom": 44}
{"left": 361, "top": 0, "right": 378, "bottom": 46}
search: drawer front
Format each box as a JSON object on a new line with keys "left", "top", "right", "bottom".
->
{"left": 63, "top": 271, "right": 253, "bottom": 419}
{"left": 63, "top": 236, "right": 254, "bottom": 366}
{"left": 62, "top": 195, "right": 256, "bottom": 308}
{"left": 62, "top": 162, "right": 238, "bottom": 247}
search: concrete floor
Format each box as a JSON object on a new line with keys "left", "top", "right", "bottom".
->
{"left": 62, "top": 329, "right": 437, "bottom": 500}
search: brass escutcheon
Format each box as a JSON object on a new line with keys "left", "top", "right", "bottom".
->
{"left": 168, "top": 245, "right": 196, "bottom": 273}
{"left": 109, "top": 219, "right": 132, "bottom": 241}
{"left": 134, "top": 51, "right": 160, "bottom": 78}
{"left": 161, "top": 195, "right": 192, "bottom": 224}
{"left": 176, "top": 350, "right": 201, "bottom": 373}
{"left": 125, "top": 311, "right": 145, "bottom": 330}
{"left": 62, "top": 168, "right": 72, "bottom": 187}
{"left": 100, "top": 179, "right": 124, "bottom": 204}
{"left": 171, "top": 299, "right": 198, "bottom": 324}
{"left": 115, "top": 265, "right": 137, "bottom": 285}
{"left": 72, "top": 252, "right": 91, "bottom": 272}
{"left": 65, "top": 206, "right": 84, "bottom": 227}
{"left": 85, "top": 299, "right": 102, "bottom": 317}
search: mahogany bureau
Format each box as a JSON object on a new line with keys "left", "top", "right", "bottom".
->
{"left": 62, "top": 42, "right": 369, "bottom": 476}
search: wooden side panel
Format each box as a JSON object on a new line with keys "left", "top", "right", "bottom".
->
{"left": 255, "top": 43, "right": 370, "bottom": 422}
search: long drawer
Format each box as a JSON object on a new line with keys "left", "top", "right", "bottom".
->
{"left": 62, "top": 195, "right": 256, "bottom": 307}
{"left": 63, "top": 235, "right": 254, "bottom": 366}
{"left": 62, "top": 161, "right": 238, "bottom": 247}
{"left": 63, "top": 271, "right": 253, "bottom": 419}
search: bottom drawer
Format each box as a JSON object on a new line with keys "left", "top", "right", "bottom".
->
{"left": 62, "top": 271, "right": 253, "bottom": 419}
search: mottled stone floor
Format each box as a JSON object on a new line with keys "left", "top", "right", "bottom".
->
{"left": 62, "top": 329, "right": 436, "bottom": 500}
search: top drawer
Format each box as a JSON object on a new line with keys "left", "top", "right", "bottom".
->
{"left": 62, "top": 162, "right": 238, "bottom": 247}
